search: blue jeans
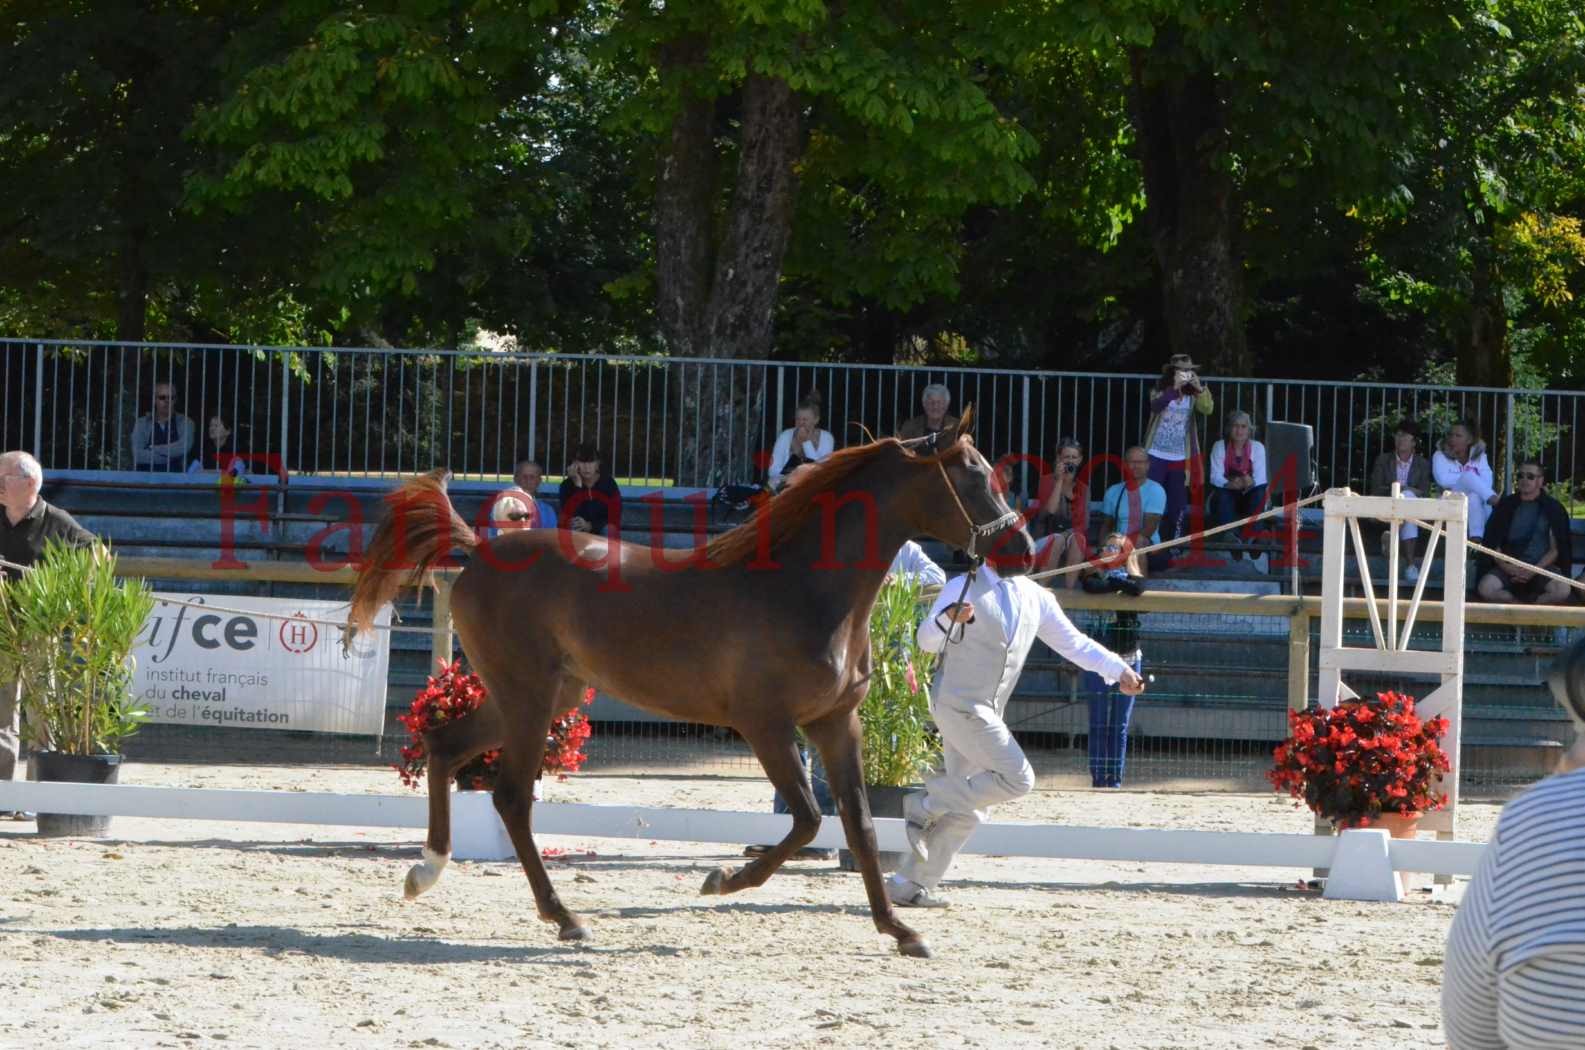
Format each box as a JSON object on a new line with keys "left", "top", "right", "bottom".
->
{"left": 1146, "top": 455, "right": 1190, "bottom": 572}
{"left": 1209, "top": 484, "right": 1269, "bottom": 558}
{"left": 1085, "top": 654, "right": 1142, "bottom": 788}
{"left": 772, "top": 747, "right": 838, "bottom": 816}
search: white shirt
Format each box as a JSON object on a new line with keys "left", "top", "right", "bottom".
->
{"left": 888, "top": 540, "right": 946, "bottom": 588}
{"left": 767, "top": 427, "right": 834, "bottom": 486}
{"left": 916, "top": 565, "right": 1130, "bottom": 684}
{"left": 1433, "top": 449, "right": 1495, "bottom": 502}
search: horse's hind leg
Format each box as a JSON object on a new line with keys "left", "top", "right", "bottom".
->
{"left": 700, "top": 723, "right": 821, "bottom": 896}
{"left": 485, "top": 673, "right": 591, "bottom": 942}
{"left": 405, "top": 701, "right": 505, "bottom": 899}
{"left": 805, "top": 708, "right": 931, "bottom": 959}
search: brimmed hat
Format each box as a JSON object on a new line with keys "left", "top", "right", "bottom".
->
{"left": 1547, "top": 637, "right": 1585, "bottom": 730}
{"left": 1165, "top": 353, "right": 1201, "bottom": 371}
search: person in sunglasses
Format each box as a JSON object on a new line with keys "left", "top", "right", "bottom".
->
{"left": 130, "top": 382, "right": 194, "bottom": 472}
{"left": 1474, "top": 458, "right": 1573, "bottom": 605}
{"left": 1442, "top": 637, "right": 1585, "bottom": 1048}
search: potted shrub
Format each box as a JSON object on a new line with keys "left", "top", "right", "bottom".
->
{"left": 840, "top": 573, "right": 942, "bottom": 872}
{"left": 0, "top": 540, "right": 154, "bottom": 837}
{"left": 1268, "top": 690, "right": 1451, "bottom": 834}
{"left": 395, "top": 660, "right": 593, "bottom": 794}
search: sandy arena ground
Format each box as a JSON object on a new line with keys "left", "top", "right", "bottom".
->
{"left": 0, "top": 763, "right": 1499, "bottom": 1050}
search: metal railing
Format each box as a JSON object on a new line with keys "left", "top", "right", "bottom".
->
{"left": 6, "top": 339, "right": 1582, "bottom": 505}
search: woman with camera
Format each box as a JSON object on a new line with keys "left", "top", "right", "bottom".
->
{"left": 1031, "top": 439, "right": 1089, "bottom": 588}
{"left": 1206, "top": 410, "right": 1268, "bottom": 562}
{"left": 1143, "top": 354, "right": 1214, "bottom": 570}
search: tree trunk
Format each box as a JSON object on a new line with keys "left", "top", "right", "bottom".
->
{"left": 1454, "top": 235, "right": 1511, "bottom": 389}
{"left": 702, "top": 75, "right": 801, "bottom": 357}
{"left": 656, "top": 65, "right": 802, "bottom": 486}
{"left": 1130, "top": 44, "right": 1249, "bottom": 376}
{"left": 654, "top": 38, "right": 716, "bottom": 359}
{"left": 116, "top": 224, "right": 148, "bottom": 344}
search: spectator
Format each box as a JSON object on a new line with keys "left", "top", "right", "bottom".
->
{"left": 490, "top": 459, "right": 558, "bottom": 535}
{"left": 885, "top": 558, "right": 1144, "bottom": 908}
{"left": 0, "top": 450, "right": 96, "bottom": 817}
{"left": 1368, "top": 418, "right": 1433, "bottom": 582}
{"left": 1442, "top": 636, "right": 1585, "bottom": 1049}
{"left": 1433, "top": 419, "right": 1498, "bottom": 542}
{"left": 994, "top": 457, "right": 1028, "bottom": 511}
{"left": 1099, "top": 446, "right": 1166, "bottom": 574}
{"left": 766, "top": 391, "right": 834, "bottom": 491}
{"left": 187, "top": 415, "right": 245, "bottom": 480}
{"left": 889, "top": 538, "right": 947, "bottom": 589}
{"left": 1077, "top": 531, "right": 1146, "bottom": 596}
{"left": 1031, "top": 440, "right": 1089, "bottom": 589}
{"left": 558, "top": 444, "right": 621, "bottom": 536}
{"left": 1207, "top": 411, "right": 1268, "bottom": 562}
{"left": 897, "top": 384, "right": 959, "bottom": 441}
{"left": 1143, "top": 354, "right": 1214, "bottom": 570}
{"left": 130, "top": 382, "right": 194, "bottom": 472}
{"left": 1475, "top": 459, "right": 1572, "bottom": 605}
{"left": 1084, "top": 602, "right": 1144, "bottom": 789}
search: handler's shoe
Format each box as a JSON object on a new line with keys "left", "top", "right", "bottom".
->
{"left": 902, "top": 791, "right": 934, "bottom": 862}
{"left": 886, "top": 875, "right": 950, "bottom": 909}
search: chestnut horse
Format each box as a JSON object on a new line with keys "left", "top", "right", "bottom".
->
{"left": 346, "top": 413, "right": 1033, "bottom": 958}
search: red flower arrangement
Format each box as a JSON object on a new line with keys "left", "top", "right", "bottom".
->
{"left": 395, "top": 660, "right": 594, "bottom": 791}
{"left": 1268, "top": 691, "right": 1451, "bottom": 829}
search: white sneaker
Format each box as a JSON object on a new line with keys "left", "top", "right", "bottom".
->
{"left": 902, "top": 791, "right": 934, "bottom": 862}
{"left": 1406, "top": 565, "right": 1420, "bottom": 583}
{"left": 887, "top": 876, "right": 950, "bottom": 909}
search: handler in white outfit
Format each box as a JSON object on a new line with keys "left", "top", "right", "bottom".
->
{"left": 885, "top": 564, "right": 1145, "bottom": 908}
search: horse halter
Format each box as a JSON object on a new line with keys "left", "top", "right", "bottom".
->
{"left": 928, "top": 446, "right": 1023, "bottom": 560}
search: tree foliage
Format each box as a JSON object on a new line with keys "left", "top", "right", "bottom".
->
{"left": 1, "top": 0, "right": 1581, "bottom": 388}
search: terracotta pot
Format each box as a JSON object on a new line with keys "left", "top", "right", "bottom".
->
{"left": 1366, "top": 811, "right": 1422, "bottom": 839}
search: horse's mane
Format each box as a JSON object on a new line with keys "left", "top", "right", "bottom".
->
{"left": 705, "top": 420, "right": 974, "bottom": 568}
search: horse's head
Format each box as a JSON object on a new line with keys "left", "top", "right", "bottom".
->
{"left": 913, "top": 409, "right": 1035, "bottom": 574}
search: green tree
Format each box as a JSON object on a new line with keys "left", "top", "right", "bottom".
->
{"left": 1355, "top": 0, "right": 1585, "bottom": 389}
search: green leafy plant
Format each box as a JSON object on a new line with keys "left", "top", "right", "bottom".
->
{"left": 859, "top": 574, "right": 941, "bottom": 787}
{"left": 0, "top": 541, "right": 154, "bottom": 755}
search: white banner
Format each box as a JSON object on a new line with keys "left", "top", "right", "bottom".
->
{"left": 131, "top": 594, "right": 392, "bottom": 736}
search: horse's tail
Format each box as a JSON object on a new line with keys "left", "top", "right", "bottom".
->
{"left": 348, "top": 469, "right": 477, "bottom": 634}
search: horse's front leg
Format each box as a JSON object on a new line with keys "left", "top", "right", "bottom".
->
{"left": 807, "top": 709, "right": 931, "bottom": 958}
{"left": 700, "top": 723, "right": 820, "bottom": 896}
{"left": 405, "top": 703, "right": 504, "bottom": 900}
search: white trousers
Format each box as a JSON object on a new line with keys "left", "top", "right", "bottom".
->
{"left": 895, "top": 697, "right": 1035, "bottom": 891}
{"left": 1461, "top": 490, "right": 1492, "bottom": 539}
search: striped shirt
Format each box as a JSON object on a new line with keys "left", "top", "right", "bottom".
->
{"left": 1443, "top": 767, "right": 1585, "bottom": 1048}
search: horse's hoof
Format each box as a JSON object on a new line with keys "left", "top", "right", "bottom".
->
{"left": 700, "top": 867, "right": 730, "bottom": 896}
{"left": 559, "top": 924, "right": 592, "bottom": 943}
{"left": 403, "top": 848, "right": 449, "bottom": 900}
{"left": 898, "top": 937, "right": 933, "bottom": 959}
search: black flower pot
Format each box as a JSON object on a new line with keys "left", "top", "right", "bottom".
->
{"left": 839, "top": 783, "right": 912, "bottom": 874}
{"left": 28, "top": 751, "right": 121, "bottom": 838}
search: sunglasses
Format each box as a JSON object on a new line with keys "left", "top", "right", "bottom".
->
{"left": 1516, "top": 471, "right": 1542, "bottom": 481}
{"left": 155, "top": 395, "right": 172, "bottom": 401}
